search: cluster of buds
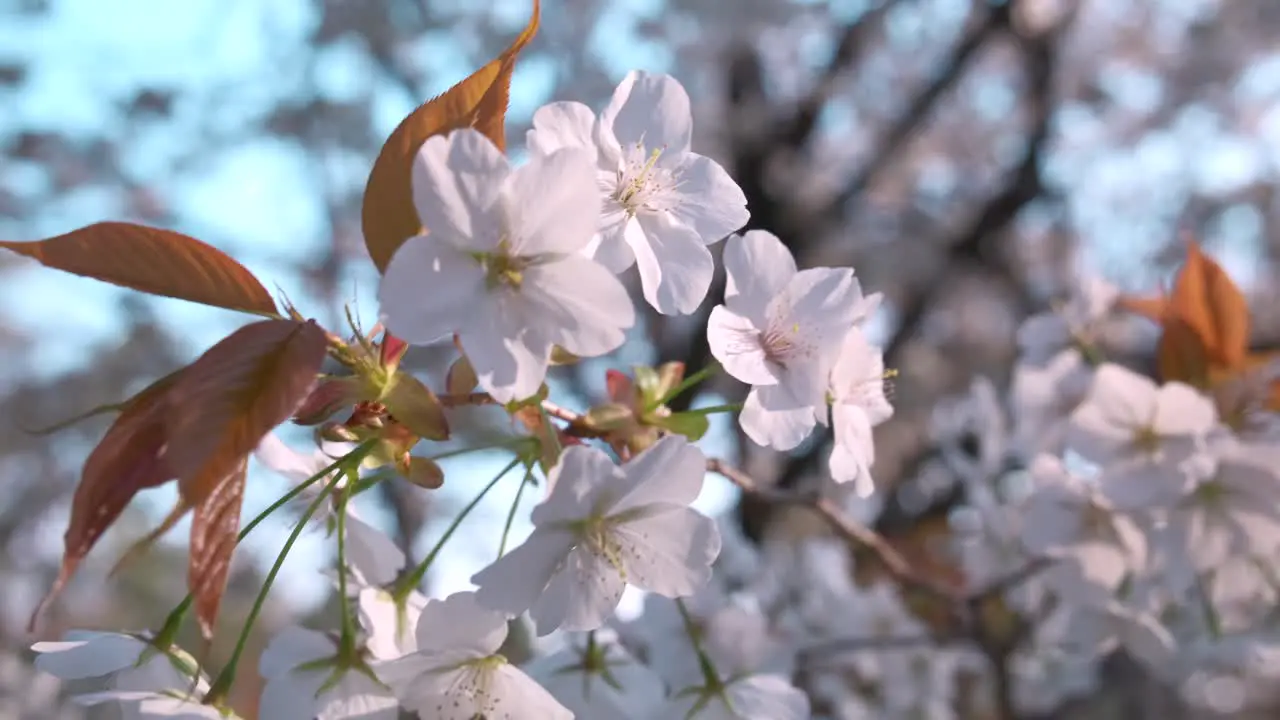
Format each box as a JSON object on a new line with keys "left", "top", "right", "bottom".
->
{"left": 289, "top": 307, "right": 449, "bottom": 489}
{"left": 576, "top": 362, "right": 709, "bottom": 459}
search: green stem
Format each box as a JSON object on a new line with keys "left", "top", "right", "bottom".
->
{"left": 335, "top": 468, "right": 357, "bottom": 657}
{"left": 497, "top": 463, "right": 534, "bottom": 558}
{"left": 649, "top": 361, "right": 719, "bottom": 412}
{"left": 675, "top": 598, "right": 721, "bottom": 689}
{"left": 684, "top": 402, "right": 743, "bottom": 416}
{"left": 427, "top": 437, "right": 533, "bottom": 463}
{"left": 151, "top": 439, "right": 379, "bottom": 655}
{"left": 205, "top": 469, "right": 346, "bottom": 704}
{"left": 394, "top": 456, "right": 523, "bottom": 600}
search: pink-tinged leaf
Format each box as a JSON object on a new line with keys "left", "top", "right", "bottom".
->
{"left": 189, "top": 461, "right": 247, "bottom": 640}
{"left": 28, "top": 372, "right": 182, "bottom": 631}
{"left": 164, "top": 319, "right": 329, "bottom": 509}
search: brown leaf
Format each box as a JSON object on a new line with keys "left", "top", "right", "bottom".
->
{"left": 1170, "top": 241, "right": 1249, "bottom": 368}
{"left": 401, "top": 456, "right": 445, "bottom": 489}
{"left": 164, "top": 319, "right": 328, "bottom": 508}
{"left": 189, "top": 460, "right": 247, "bottom": 640}
{"left": 0, "top": 222, "right": 276, "bottom": 315}
{"left": 446, "top": 355, "right": 479, "bottom": 395}
{"left": 1157, "top": 316, "right": 1211, "bottom": 388}
{"left": 28, "top": 370, "right": 182, "bottom": 631}
{"left": 1115, "top": 293, "right": 1167, "bottom": 324}
{"left": 384, "top": 371, "right": 450, "bottom": 441}
{"left": 360, "top": 0, "right": 541, "bottom": 272}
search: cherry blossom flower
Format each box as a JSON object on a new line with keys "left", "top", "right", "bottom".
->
{"left": 1017, "top": 275, "right": 1117, "bottom": 367}
{"left": 659, "top": 674, "right": 810, "bottom": 720}
{"left": 379, "top": 128, "right": 635, "bottom": 403}
{"left": 709, "top": 230, "right": 872, "bottom": 449}
{"left": 255, "top": 433, "right": 405, "bottom": 588}
{"left": 527, "top": 71, "right": 749, "bottom": 314}
{"left": 471, "top": 435, "right": 721, "bottom": 635}
{"left": 827, "top": 327, "right": 894, "bottom": 495}
{"left": 1163, "top": 442, "right": 1280, "bottom": 571}
{"left": 258, "top": 626, "right": 398, "bottom": 720}
{"left": 358, "top": 586, "right": 428, "bottom": 661}
{"left": 31, "top": 631, "right": 219, "bottom": 719}
{"left": 1021, "top": 455, "right": 1147, "bottom": 605}
{"left": 375, "top": 592, "right": 571, "bottom": 719}
{"left": 1069, "top": 363, "right": 1217, "bottom": 509}
{"left": 524, "top": 628, "right": 665, "bottom": 720}
{"left": 1010, "top": 348, "right": 1093, "bottom": 460}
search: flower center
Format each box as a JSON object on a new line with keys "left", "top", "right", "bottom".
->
{"left": 614, "top": 142, "right": 679, "bottom": 215}
{"left": 567, "top": 514, "right": 628, "bottom": 580}
{"left": 441, "top": 654, "right": 510, "bottom": 716}
{"left": 472, "top": 239, "right": 529, "bottom": 291}
{"left": 1130, "top": 425, "right": 1161, "bottom": 455}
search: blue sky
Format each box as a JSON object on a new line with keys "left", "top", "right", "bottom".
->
{"left": 3, "top": 0, "right": 1280, "bottom": 620}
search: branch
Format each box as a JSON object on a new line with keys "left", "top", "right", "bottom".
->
{"left": 824, "top": 2, "right": 1011, "bottom": 214}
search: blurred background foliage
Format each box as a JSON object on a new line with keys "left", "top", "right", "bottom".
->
{"left": 3, "top": 0, "right": 1280, "bottom": 717}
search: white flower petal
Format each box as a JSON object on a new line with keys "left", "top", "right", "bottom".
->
{"left": 527, "top": 101, "right": 597, "bottom": 155}
{"left": 344, "top": 514, "right": 406, "bottom": 588}
{"left": 471, "top": 527, "right": 576, "bottom": 619}
{"left": 504, "top": 147, "right": 601, "bottom": 256}
{"left": 458, "top": 299, "right": 550, "bottom": 404}
{"left": 611, "top": 435, "right": 707, "bottom": 513}
{"left": 415, "top": 592, "right": 509, "bottom": 657}
{"left": 535, "top": 445, "right": 623, "bottom": 523}
{"left": 632, "top": 213, "right": 715, "bottom": 315}
{"left": 358, "top": 588, "right": 426, "bottom": 660}
{"left": 254, "top": 434, "right": 325, "bottom": 484}
{"left": 739, "top": 385, "right": 817, "bottom": 451}
{"left": 615, "top": 505, "right": 721, "bottom": 597}
{"left": 830, "top": 403, "right": 875, "bottom": 485}
{"left": 707, "top": 305, "right": 777, "bottom": 386}
{"left": 33, "top": 633, "right": 146, "bottom": 680}
{"left": 521, "top": 255, "right": 634, "bottom": 357}
{"left": 591, "top": 208, "right": 640, "bottom": 272}
{"left": 259, "top": 626, "right": 333, "bottom": 679}
{"left": 259, "top": 665, "right": 327, "bottom": 720}
{"left": 530, "top": 545, "right": 626, "bottom": 634}
{"left": 412, "top": 129, "right": 508, "bottom": 250}
{"left": 379, "top": 237, "right": 486, "bottom": 345}
{"left": 601, "top": 71, "right": 692, "bottom": 156}
{"left": 722, "top": 230, "right": 798, "bottom": 323}
{"left": 670, "top": 153, "right": 749, "bottom": 241}
{"left": 1152, "top": 382, "right": 1217, "bottom": 436}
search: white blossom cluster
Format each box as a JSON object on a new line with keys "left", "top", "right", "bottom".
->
{"left": 26, "top": 71, "right": 1280, "bottom": 719}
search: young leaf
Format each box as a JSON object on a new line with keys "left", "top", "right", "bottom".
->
{"left": 164, "top": 319, "right": 328, "bottom": 510}
{"left": 360, "top": 0, "right": 541, "bottom": 272}
{"left": 384, "top": 371, "right": 450, "bottom": 441}
{"left": 28, "top": 370, "right": 183, "bottom": 631}
{"left": 446, "top": 355, "right": 479, "bottom": 395}
{"left": 189, "top": 460, "right": 247, "bottom": 640}
{"left": 0, "top": 222, "right": 277, "bottom": 315}
{"left": 650, "top": 411, "right": 710, "bottom": 442}
{"left": 1170, "top": 241, "right": 1249, "bottom": 368}
{"left": 1157, "top": 317, "right": 1211, "bottom": 388}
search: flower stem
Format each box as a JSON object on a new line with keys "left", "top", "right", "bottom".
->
{"left": 675, "top": 598, "right": 721, "bottom": 690}
{"left": 335, "top": 468, "right": 358, "bottom": 657}
{"left": 649, "top": 361, "right": 720, "bottom": 412}
{"left": 205, "top": 468, "right": 347, "bottom": 705}
{"left": 150, "top": 439, "right": 380, "bottom": 657}
{"left": 394, "top": 455, "right": 524, "bottom": 601}
{"left": 497, "top": 463, "right": 534, "bottom": 558}
{"left": 684, "top": 402, "right": 744, "bottom": 416}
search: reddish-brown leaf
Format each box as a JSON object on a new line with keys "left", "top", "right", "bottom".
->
{"left": 164, "top": 319, "right": 328, "bottom": 508}
{"left": 1157, "top": 316, "right": 1211, "bottom": 388}
{"left": 28, "top": 370, "right": 183, "bottom": 631}
{"left": 1169, "top": 241, "right": 1250, "bottom": 368}
{"left": 360, "top": 0, "right": 541, "bottom": 272}
{"left": 0, "top": 222, "right": 276, "bottom": 315}
{"left": 189, "top": 460, "right": 247, "bottom": 640}
{"left": 1115, "top": 293, "right": 1168, "bottom": 324}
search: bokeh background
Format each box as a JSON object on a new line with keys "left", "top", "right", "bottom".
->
{"left": 3, "top": 0, "right": 1280, "bottom": 717}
